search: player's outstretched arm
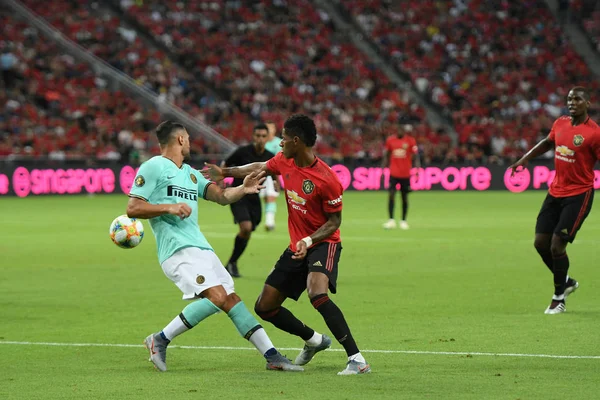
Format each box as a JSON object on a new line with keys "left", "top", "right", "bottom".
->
{"left": 293, "top": 211, "right": 342, "bottom": 260}
{"left": 127, "top": 197, "right": 192, "bottom": 220}
{"left": 205, "top": 170, "right": 267, "bottom": 206}
{"left": 508, "top": 137, "right": 554, "bottom": 176}
{"left": 202, "top": 161, "right": 269, "bottom": 182}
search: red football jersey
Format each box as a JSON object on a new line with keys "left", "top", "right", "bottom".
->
{"left": 385, "top": 135, "right": 418, "bottom": 178}
{"left": 548, "top": 116, "right": 600, "bottom": 197}
{"left": 266, "top": 153, "right": 342, "bottom": 252}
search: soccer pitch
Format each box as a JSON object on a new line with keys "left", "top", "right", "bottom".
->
{"left": 1, "top": 191, "right": 599, "bottom": 399}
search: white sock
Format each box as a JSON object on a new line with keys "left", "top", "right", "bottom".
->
{"left": 265, "top": 212, "right": 275, "bottom": 227}
{"left": 552, "top": 294, "right": 565, "bottom": 301}
{"left": 348, "top": 352, "right": 366, "bottom": 363}
{"left": 162, "top": 315, "right": 190, "bottom": 341}
{"left": 248, "top": 328, "right": 275, "bottom": 356}
{"left": 306, "top": 331, "right": 323, "bottom": 347}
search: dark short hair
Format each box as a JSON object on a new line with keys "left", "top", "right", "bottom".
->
{"left": 253, "top": 123, "right": 268, "bottom": 132}
{"left": 155, "top": 121, "right": 185, "bottom": 145}
{"left": 283, "top": 114, "right": 317, "bottom": 147}
{"left": 571, "top": 86, "right": 590, "bottom": 101}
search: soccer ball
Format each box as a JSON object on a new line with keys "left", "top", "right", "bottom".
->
{"left": 109, "top": 215, "right": 144, "bottom": 249}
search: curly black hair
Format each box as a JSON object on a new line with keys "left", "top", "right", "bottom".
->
{"left": 283, "top": 114, "right": 317, "bottom": 147}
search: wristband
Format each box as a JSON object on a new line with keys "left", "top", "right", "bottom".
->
{"left": 301, "top": 236, "right": 313, "bottom": 248}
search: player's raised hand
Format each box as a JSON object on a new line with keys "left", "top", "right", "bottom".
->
{"left": 242, "top": 170, "right": 266, "bottom": 194}
{"left": 292, "top": 239, "right": 309, "bottom": 260}
{"left": 508, "top": 159, "right": 528, "bottom": 177}
{"left": 202, "top": 163, "right": 224, "bottom": 182}
{"left": 169, "top": 203, "right": 192, "bottom": 220}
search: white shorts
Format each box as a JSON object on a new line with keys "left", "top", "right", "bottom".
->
{"left": 259, "top": 175, "right": 279, "bottom": 198}
{"left": 160, "top": 247, "right": 235, "bottom": 300}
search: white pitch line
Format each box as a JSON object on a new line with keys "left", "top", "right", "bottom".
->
{"left": 1, "top": 341, "right": 599, "bottom": 360}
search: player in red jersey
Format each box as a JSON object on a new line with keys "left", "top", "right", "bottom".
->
{"left": 382, "top": 124, "right": 420, "bottom": 230}
{"left": 509, "top": 87, "right": 600, "bottom": 314}
{"left": 202, "top": 114, "right": 370, "bottom": 375}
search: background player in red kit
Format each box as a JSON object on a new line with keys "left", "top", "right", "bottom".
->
{"left": 382, "top": 124, "right": 421, "bottom": 230}
{"left": 203, "top": 114, "right": 370, "bottom": 375}
{"left": 509, "top": 86, "right": 600, "bottom": 314}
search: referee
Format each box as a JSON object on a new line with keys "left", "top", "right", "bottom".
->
{"left": 222, "top": 123, "right": 275, "bottom": 277}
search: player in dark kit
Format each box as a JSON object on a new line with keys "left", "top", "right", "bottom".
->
{"left": 222, "top": 124, "right": 275, "bottom": 278}
{"left": 203, "top": 114, "right": 370, "bottom": 375}
{"left": 509, "top": 86, "right": 600, "bottom": 314}
{"left": 382, "top": 124, "right": 420, "bottom": 230}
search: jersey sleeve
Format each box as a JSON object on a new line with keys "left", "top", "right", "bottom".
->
{"left": 321, "top": 176, "right": 343, "bottom": 213}
{"left": 129, "top": 160, "right": 161, "bottom": 201}
{"left": 410, "top": 137, "right": 418, "bottom": 154}
{"left": 547, "top": 119, "right": 560, "bottom": 142}
{"left": 193, "top": 169, "right": 213, "bottom": 201}
{"left": 266, "top": 152, "right": 284, "bottom": 175}
{"left": 593, "top": 130, "right": 600, "bottom": 160}
{"left": 385, "top": 136, "right": 393, "bottom": 152}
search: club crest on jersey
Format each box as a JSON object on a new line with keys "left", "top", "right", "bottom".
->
{"left": 196, "top": 275, "right": 205, "bottom": 284}
{"left": 402, "top": 143, "right": 408, "bottom": 149}
{"left": 573, "top": 135, "right": 584, "bottom": 147}
{"left": 190, "top": 173, "right": 197, "bottom": 184}
{"left": 302, "top": 179, "right": 315, "bottom": 195}
{"left": 134, "top": 175, "right": 145, "bottom": 187}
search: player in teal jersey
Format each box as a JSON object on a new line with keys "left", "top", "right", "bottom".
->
{"left": 126, "top": 121, "right": 302, "bottom": 372}
{"left": 261, "top": 121, "right": 282, "bottom": 231}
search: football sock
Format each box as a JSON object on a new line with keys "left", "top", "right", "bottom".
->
{"left": 228, "top": 234, "right": 249, "bottom": 264}
{"left": 265, "top": 212, "right": 275, "bottom": 227}
{"left": 161, "top": 316, "right": 189, "bottom": 341}
{"left": 401, "top": 192, "right": 409, "bottom": 221}
{"left": 265, "top": 201, "right": 277, "bottom": 214}
{"left": 535, "top": 247, "right": 554, "bottom": 273}
{"left": 349, "top": 352, "right": 366, "bottom": 363}
{"left": 310, "top": 294, "right": 359, "bottom": 357}
{"left": 552, "top": 253, "right": 569, "bottom": 296}
{"left": 388, "top": 197, "right": 395, "bottom": 219}
{"left": 227, "top": 301, "right": 276, "bottom": 357}
{"left": 255, "top": 306, "right": 315, "bottom": 341}
{"left": 306, "top": 331, "right": 323, "bottom": 347}
{"left": 180, "top": 298, "right": 220, "bottom": 327}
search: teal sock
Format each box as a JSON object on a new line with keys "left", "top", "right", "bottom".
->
{"left": 227, "top": 301, "right": 262, "bottom": 339}
{"left": 180, "top": 298, "right": 220, "bottom": 328}
{"left": 265, "top": 202, "right": 277, "bottom": 213}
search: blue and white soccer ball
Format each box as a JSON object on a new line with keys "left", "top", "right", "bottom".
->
{"left": 109, "top": 215, "right": 144, "bottom": 249}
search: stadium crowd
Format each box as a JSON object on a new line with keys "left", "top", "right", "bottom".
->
{"left": 1, "top": 0, "right": 599, "bottom": 166}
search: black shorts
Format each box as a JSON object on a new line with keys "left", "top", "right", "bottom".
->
{"left": 389, "top": 177, "right": 412, "bottom": 193}
{"left": 535, "top": 189, "right": 594, "bottom": 243}
{"left": 265, "top": 241, "right": 342, "bottom": 301}
{"left": 230, "top": 197, "right": 262, "bottom": 230}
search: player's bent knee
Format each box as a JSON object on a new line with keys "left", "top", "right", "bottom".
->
{"left": 203, "top": 287, "right": 228, "bottom": 309}
{"left": 254, "top": 304, "right": 280, "bottom": 321}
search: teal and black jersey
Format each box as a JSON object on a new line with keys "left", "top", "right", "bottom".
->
{"left": 129, "top": 156, "right": 213, "bottom": 264}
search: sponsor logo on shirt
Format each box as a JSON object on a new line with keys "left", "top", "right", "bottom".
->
{"left": 286, "top": 189, "right": 306, "bottom": 205}
{"left": 555, "top": 145, "right": 576, "bottom": 163}
{"left": 327, "top": 196, "right": 342, "bottom": 206}
{"left": 286, "top": 189, "right": 308, "bottom": 214}
{"left": 392, "top": 148, "right": 407, "bottom": 158}
{"left": 167, "top": 185, "right": 198, "bottom": 201}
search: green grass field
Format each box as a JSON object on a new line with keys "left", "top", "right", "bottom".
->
{"left": 1, "top": 191, "right": 600, "bottom": 399}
